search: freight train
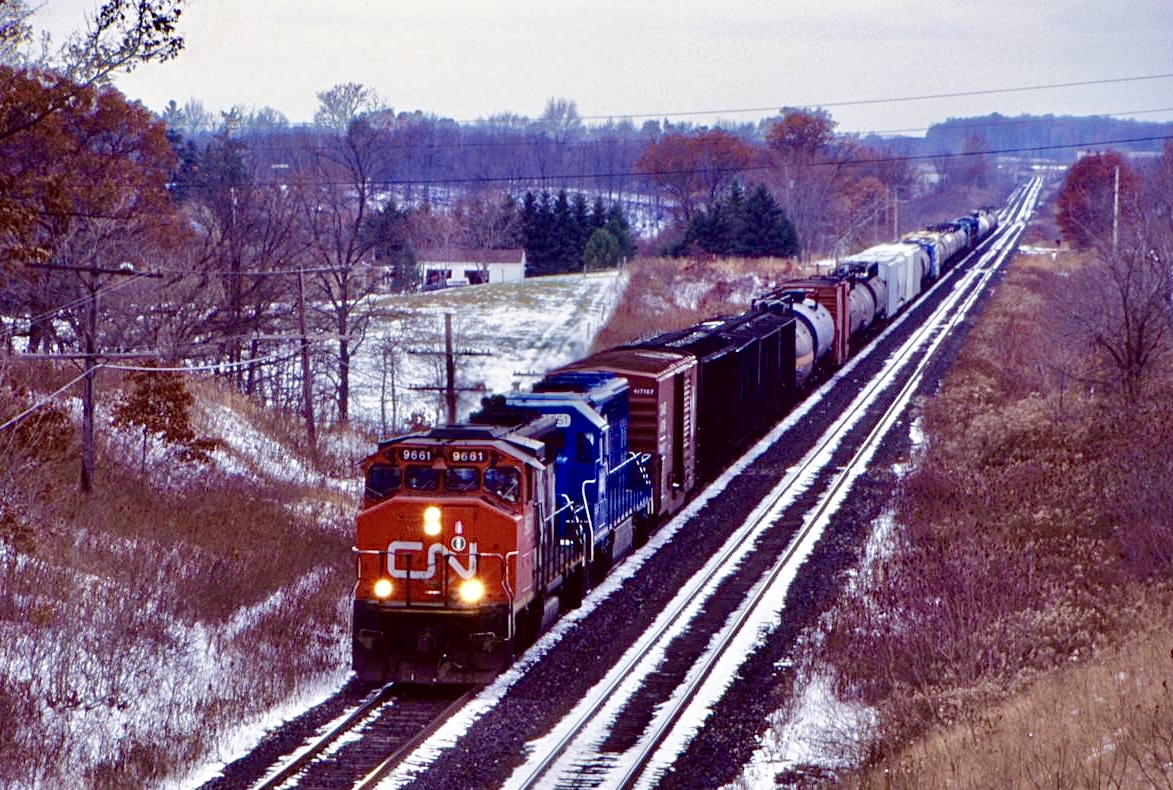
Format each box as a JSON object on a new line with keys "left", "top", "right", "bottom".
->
{"left": 351, "top": 207, "right": 1000, "bottom": 684}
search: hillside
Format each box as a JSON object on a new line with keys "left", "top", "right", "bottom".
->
{"left": 350, "top": 270, "right": 626, "bottom": 431}
{"left": 0, "top": 269, "right": 644, "bottom": 788}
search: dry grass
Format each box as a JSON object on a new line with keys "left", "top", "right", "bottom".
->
{"left": 592, "top": 255, "right": 811, "bottom": 349}
{"left": 0, "top": 364, "right": 355, "bottom": 788}
{"left": 805, "top": 239, "right": 1173, "bottom": 786}
{"left": 851, "top": 607, "right": 1173, "bottom": 789}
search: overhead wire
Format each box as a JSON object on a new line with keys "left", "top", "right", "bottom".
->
{"left": 559, "top": 72, "right": 1173, "bottom": 122}
{"left": 6, "top": 71, "right": 1173, "bottom": 427}
{"left": 0, "top": 271, "right": 159, "bottom": 346}
{"left": 0, "top": 348, "right": 307, "bottom": 434}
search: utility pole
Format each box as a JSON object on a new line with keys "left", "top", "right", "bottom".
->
{"left": 444, "top": 313, "right": 457, "bottom": 424}
{"left": 408, "top": 313, "right": 489, "bottom": 426}
{"left": 296, "top": 266, "right": 318, "bottom": 463}
{"left": 27, "top": 262, "right": 161, "bottom": 493}
{"left": 1112, "top": 165, "right": 1121, "bottom": 255}
{"left": 215, "top": 265, "right": 344, "bottom": 461}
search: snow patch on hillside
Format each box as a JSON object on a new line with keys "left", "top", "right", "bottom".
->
{"left": 350, "top": 271, "right": 626, "bottom": 432}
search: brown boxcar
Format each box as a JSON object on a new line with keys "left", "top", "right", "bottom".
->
{"left": 634, "top": 309, "right": 797, "bottom": 484}
{"left": 556, "top": 348, "right": 698, "bottom": 520}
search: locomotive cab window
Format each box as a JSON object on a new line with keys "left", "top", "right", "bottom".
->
{"left": 445, "top": 466, "right": 480, "bottom": 492}
{"left": 485, "top": 467, "right": 520, "bottom": 503}
{"left": 405, "top": 465, "right": 439, "bottom": 491}
{"left": 366, "top": 465, "right": 400, "bottom": 501}
{"left": 576, "top": 432, "right": 596, "bottom": 463}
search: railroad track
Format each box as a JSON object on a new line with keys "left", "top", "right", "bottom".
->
{"left": 494, "top": 178, "right": 1043, "bottom": 790}
{"left": 251, "top": 683, "right": 475, "bottom": 790}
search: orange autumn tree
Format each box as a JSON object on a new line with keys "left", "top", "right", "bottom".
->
{"left": 635, "top": 129, "right": 758, "bottom": 223}
{"left": 1057, "top": 150, "right": 1142, "bottom": 250}
{"left": 3, "top": 69, "right": 184, "bottom": 353}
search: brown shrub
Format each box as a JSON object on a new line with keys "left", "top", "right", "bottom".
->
{"left": 845, "top": 609, "right": 1173, "bottom": 789}
{"left": 819, "top": 246, "right": 1172, "bottom": 770}
{"left": 0, "top": 366, "right": 353, "bottom": 787}
{"left": 592, "top": 256, "right": 808, "bottom": 349}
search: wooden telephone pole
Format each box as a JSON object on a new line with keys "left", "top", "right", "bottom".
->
{"left": 26, "top": 262, "right": 161, "bottom": 493}
{"left": 408, "top": 313, "right": 489, "bottom": 425}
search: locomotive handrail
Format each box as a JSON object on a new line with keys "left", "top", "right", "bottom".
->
{"left": 579, "top": 476, "right": 597, "bottom": 563}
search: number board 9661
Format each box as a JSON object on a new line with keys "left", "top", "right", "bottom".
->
{"left": 449, "top": 449, "right": 487, "bottom": 464}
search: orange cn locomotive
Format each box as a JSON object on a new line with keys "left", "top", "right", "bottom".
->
{"left": 352, "top": 420, "right": 563, "bottom": 683}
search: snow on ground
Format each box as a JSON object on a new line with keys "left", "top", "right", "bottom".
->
{"left": 381, "top": 220, "right": 1028, "bottom": 786}
{"left": 376, "top": 300, "right": 908, "bottom": 788}
{"left": 732, "top": 672, "right": 875, "bottom": 788}
{"left": 350, "top": 270, "right": 626, "bottom": 432}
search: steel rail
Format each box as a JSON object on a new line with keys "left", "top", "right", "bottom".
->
{"left": 251, "top": 684, "right": 396, "bottom": 790}
{"left": 353, "top": 687, "right": 479, "bottom": 790}
{"left": 617, "top": 178, "right": 1041, "bottom": 789}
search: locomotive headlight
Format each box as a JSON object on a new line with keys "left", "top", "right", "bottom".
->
{"left": 373, "top": 578, "right": 393, "bottom": 599}
{"left": 422, "top": 505, "right": 442, "bottom": 537}
{"left": 458, "top": 578, "right": 485, "bottom": 604}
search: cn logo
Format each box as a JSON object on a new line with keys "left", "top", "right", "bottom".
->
{"left": 388, "top": 541, "right": 478, "bottom": 580}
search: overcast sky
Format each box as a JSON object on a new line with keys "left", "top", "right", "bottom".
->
{"left": 34, "top": 0, "right": 1173, "bottom": 135}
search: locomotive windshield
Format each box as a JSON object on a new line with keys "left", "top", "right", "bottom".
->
{"left": 405, "top": 466, "right": 439, "bottom": 490}
{"left": 445, "top": 467, "right": 480, "bottom": 492}
{"left": 366, "top": 465, "right": 400, "bottom": 501}
{"left": 485, "top": 467, "right": 520, "bottom": 503}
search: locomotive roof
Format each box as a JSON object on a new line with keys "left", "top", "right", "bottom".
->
{"left": 375, "top": 416, "right": 560, "bottom": 466}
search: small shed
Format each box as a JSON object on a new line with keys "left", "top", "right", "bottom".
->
{"left": 416, "top": 247, "right": 526, "bottom": 288}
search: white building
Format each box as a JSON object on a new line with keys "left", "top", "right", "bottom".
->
{"left": 417, "top": 247, "right": 527, "bottom": 288}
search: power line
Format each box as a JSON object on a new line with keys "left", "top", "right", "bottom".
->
{"left": 162, "top": 132, "right": 1173, "bottom": 189}
{"left": 0, "top": 270, "right": 156, "bottom": 345}
{"left": 23, "top": 128, "right": 1173, "bottom": 198}
{"left": 0, "top": 349, "right": 305, "bottom": 434}
{"left": 176, "top": 104, "right": 1173, "bottom": 161}
{"left": 571, "top": 72, "right": 1173, "bottom": 122}
{"left": 0, "top": 368, "right": 92, "bottom": 434}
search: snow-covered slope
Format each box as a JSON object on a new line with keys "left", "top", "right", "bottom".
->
{"left": 350, "top": 271, "right": 625, "bottom": 432}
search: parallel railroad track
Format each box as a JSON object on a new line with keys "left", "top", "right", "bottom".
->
{"left": 498, "top": 178, "right": 1043, "bottom": 790}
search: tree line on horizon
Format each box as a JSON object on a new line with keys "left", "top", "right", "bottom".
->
{"left": 7, "top": 0, "right": 1165, "bottom": 450}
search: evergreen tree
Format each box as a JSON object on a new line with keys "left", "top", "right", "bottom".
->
{"left": 363, "top": 200, "right": 418, "bottom": 292}
{"left": 742, "top": 183, "right": 798, "bottom": 257}
{"left": 551, "top": 189, "right": 577, "bottom": 272}
{"left": 572, "top": 192, "right": 591, "bottom": 254}
{"left": 522, "top": 192, "right": 638, "bottom": 275}
{"left": 591, "top": 196, "right": 607, "bottom": 231}
{"left": 604, "top": 203, "right": 637, "bottom": 262}
{"left": 681, "top": 182, "right": 799, "bottom": 258}
{"left": 584, "top": 228, "right": 622, "bottom": 270}
{"left": 521, "top": 190, "right": 556, "bottom": 275}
